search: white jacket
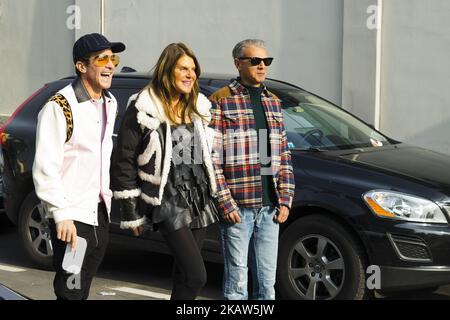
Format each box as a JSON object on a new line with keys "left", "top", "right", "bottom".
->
{"left": 32, "top": 78, "right": 117, "bottom": 226}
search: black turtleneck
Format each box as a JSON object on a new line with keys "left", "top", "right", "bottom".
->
{"left": 241, "top": 81, "right": 277, "bottom": 207}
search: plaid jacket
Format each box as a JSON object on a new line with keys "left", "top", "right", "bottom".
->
{"left": 209, "top": 80, "right": 295, "bottom": 216}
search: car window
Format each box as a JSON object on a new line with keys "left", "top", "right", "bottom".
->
{"left": 200, "top": 79, "right": 233, "bottom": 96}
{"left": 108, "top": 87, "right": 142, "bottom": 133}
{"left": 109, "top": 88, "right": 142, "bottom": 115}
{"left": 274, "top": 89, "right": 391, "bottom": 151}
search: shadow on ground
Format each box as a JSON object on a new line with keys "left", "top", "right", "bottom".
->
{"left": 0, "top": 215, "right": 223, "bottom": 299}
{"left": 2, "top": 215, "right": 449, "bottom": 300}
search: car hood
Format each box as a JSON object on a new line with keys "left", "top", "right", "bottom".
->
{"left": 337, "top": 145, "right": 450, "bottom": 191}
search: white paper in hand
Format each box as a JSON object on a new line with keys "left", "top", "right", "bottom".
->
{"left": 62, "top": 236, "right": 87, "bottom": 275}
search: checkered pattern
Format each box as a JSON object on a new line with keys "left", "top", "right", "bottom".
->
{"left": 210, "top": 80, "right": 295, "bottom": 215}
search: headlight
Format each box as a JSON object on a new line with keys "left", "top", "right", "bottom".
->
{"left": 363, "top": 190, "right": 448, "bottom": 224}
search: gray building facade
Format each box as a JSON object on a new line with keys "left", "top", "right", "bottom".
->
{"left": 0, "top": 0, "right": 449, "bottom": 154}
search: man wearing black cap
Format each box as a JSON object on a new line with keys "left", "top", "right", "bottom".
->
{"left": 32, "top": 33, "right": 125, "bottom": 300}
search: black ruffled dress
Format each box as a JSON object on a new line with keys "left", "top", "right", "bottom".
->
{"left": 151, "top": 123, "right": 218, "bottom": 234}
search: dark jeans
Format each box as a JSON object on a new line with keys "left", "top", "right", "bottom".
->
{"left": 160, "top": 226, "right": 207, "bottom": 300}
{"left": 49, "top": 203, "right": 109, "bottom": 300}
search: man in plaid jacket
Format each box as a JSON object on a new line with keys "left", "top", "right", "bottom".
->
{"left": 209, "top": 39, "right": 295, "bottom": 300}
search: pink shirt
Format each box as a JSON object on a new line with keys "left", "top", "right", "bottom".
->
{"left": 91, "top": 96, "right": 108, "bottom": 203}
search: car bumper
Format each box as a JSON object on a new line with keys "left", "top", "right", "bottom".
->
{"left": 362, "top": 220, "right": 450, "bottom": 290}
{"left": 380, "top": 266, "right": 450, "bottom": 291}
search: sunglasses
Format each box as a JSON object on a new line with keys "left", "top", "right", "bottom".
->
{"left": 92, "top": 54, "right": 120, "bottom": 67}
{"left": 238, "top": 57, "right": 274, "bottom": 66}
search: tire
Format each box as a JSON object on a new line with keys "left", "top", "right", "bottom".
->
{"left": 277, "top": 215, "right": 371, "bottom": 300}
{"left": 18, "top": 192, "right": 53, "bottom": 270}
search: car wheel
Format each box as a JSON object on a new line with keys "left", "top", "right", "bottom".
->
{"left": 277, "top": 215, "right": 370, "bottom": 300}
{"left": 18, "top": 192, "right": 53, "bottom": 270}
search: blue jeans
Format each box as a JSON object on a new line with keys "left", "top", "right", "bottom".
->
{"left": 220, "top": 206, "right": 279, "bottom": 300}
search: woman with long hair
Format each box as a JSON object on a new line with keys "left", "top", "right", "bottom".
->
{"left": 112, "top": 43, "right": 218, "bottom": 300}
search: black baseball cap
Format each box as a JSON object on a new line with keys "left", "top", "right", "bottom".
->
{"left": 73, "top": 33, "right": 126, "bottom": 63}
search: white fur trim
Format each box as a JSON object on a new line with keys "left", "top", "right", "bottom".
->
{"left": 126, "top": 93, "right": 139, "bottom": 110}
{"left": 192, "top": 93, "right": 212, "bottom": 124}
{"left": 138, "top": 130, "right": 161, "bottom": 165}
{"left": 137, "top": 130, "right": 162, "bottom": 184}
{"left": 134, "top": 89, "right": 212, "bottom": 125}
{"left": 113, "top": 189, "right": 141, "bottom": 199}
{"left": 134, "top": 88, "right": 170, "bottom": 123}
{"left": 141, "top": 193, "right": 161, "bottom": 206}
{"left": 137, "top": 111, "right": 161, "bottom": 130}
{"left": 194, "top": 120, "right": 217, "bottom": 195}
{"left": 205, "top": 126, "right": 215, "bottom": 153}
{"left": 138, "top": 170, "right": 162, "bottom": 185}
{"left": 120, "top": 216, "right": 147, "bottom": 230}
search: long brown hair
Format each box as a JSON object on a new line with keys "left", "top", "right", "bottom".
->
{"left": 149, "top": 43, "right": 203, "bottom": 124}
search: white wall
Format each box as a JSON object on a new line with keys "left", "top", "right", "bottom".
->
{"left": 0, "top": 0, "right": 74, "bottom": 115}
{"left": 0, "top": 0, "right": 344, "bottom": 115}
{"left": 104, "top": 0, "right": 344, "bottom": 104}
{"left": 1, "top": 1, "right": 449, "bottom": 156}
{"left": 381, "top": 0, "right": 450, "bottom": 154}
{"left": 342, "top": 0, "right": 379, "bottom": 126}
{"left": 342, "top": 0, "right": 450, "bottom": 154}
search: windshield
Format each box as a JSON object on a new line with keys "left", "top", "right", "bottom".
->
{"left": 274, "top": 88, "right": 392, "bottom": 151}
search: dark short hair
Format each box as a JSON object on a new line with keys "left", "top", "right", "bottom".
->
{"left": 74, "top": 57, "right": 90, "bottom": 77}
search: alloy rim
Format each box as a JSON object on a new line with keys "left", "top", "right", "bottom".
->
{"left": 288, "top": 235, "right": 345, "bottom": 300}
{"left": 27, "top": 204, "right": 53, "bottom": 257}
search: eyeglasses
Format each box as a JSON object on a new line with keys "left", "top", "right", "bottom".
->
{"left": 92, "top": 54, "right": 120, "bottom": 67}
{"left": 237, "top": 57, "right": 274, "bottom": 66}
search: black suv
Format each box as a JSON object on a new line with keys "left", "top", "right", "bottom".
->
{"left": 2, "top": 73, "right": 450, "bottom": 300}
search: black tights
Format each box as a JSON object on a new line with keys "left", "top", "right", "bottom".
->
{"left": 161, "top": 227, "right": 207, "bottom": 300}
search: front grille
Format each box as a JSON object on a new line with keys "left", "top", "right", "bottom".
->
{"left": 388, "top": 234, "right": 432, "bottom": 262}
